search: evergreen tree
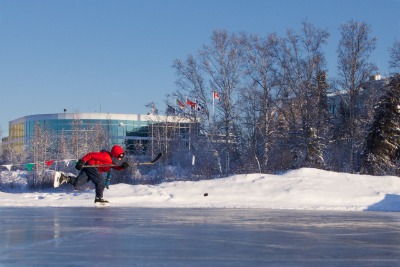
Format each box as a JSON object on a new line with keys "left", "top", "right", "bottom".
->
{"left": 302, "top": 70, "right": 330, "bottom": 169}
{"left": 361, "top": 75, "right": 400, "bottom": 175}
{"left": 315, "top": 70, "right": 330, "bottom": 132}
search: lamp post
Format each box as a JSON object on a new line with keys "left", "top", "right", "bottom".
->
{"left": 119, "top": 122, "right": 125, "bottom": 149}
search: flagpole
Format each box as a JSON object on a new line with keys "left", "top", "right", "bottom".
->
{"left": 186, "top": 96, "right": 189, "bottom": 116}
{"left": 212, "top": 91, "right": 215, "bottom": 122}
{"left": 187, "top": 96, "right": 191, "bottom": 151}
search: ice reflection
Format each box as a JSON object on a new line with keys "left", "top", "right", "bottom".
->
{"left": 53, "top": 209, "right": 61, "bottom": 246}
{"left": 1, "top": 208, "right": 400, "bottom": 266}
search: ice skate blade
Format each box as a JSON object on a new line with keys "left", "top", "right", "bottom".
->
{"left": 53, "top": 172, "right": 62, "bottom": 188}
{"left": 95, "top": 202, "right": 110, "bottom": 207}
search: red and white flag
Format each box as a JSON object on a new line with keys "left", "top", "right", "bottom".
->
{"left": 213, "top": 91, "right": 220, "bottom": 100}
{"left": 187, "top": 99, "right": 197, "bottom": 109}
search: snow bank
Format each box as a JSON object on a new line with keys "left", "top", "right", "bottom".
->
{"left": 1, "top": 168, "right": 400, "bottom": 211}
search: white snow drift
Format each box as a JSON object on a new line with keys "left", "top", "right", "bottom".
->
{"left": 1, "top": 168, "right": 399, "bottom": 211}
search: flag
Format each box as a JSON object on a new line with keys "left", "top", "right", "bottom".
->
{"left": 45, "top": 160, "right": 54, "bottom": 167}
{"left": 196, "top": 100, "right": 205, "bottom": 112}
{"left": 166, "top": 104, "right": 176, "bottom": 115}
{"left": 26, "top": 163, "right": 35, "bottom": 172}
{"left": 1, "top": 164, "right": 12, "bottom": 171}
{"left": 213, "top": 91, "right": 220, "bottom": 100}
{"left": 176, "top": 99, "right": 186, "bottom": 110}
{"left": 187, "top": 99, "right": 197, "bottom": 109}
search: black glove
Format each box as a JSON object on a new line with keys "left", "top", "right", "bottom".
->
{"left": 75, "top": 159, "right": 85, "bottom": 170}
{"left": 121, "top": 162, "right": 129, "bottom": 169}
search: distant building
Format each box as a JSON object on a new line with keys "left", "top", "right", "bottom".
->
{"left": 327, "top": 74, "right": 389, "bottom": 116}
{"left": 3, "top": 112, "right": 195, "bottom": 154}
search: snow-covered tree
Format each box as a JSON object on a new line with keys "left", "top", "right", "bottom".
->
{"left": 173, "top": 52, "right": 220, "bottom": 177}
{"left": 275, "top": 21, "right": 329, "bottom": 170}
{"left": 335, "top": 20, "right": 377, "bottom": 172}
{"left": 200, "top": 30, "right": 243, "bottom": 175}
{"left": 27, "top": 122, "right": 55, "bottom": 189}
{"left": 302, "top": 70, "right": 330, "bottom": 169}
{"left": 173, "top": 30, "right": 243, "bottom": 176}
{"left": 389, "top": 40, "right": 400, "bottom": 73}
{"left": 238, "top": 32, "right": 279, "bottom": 173}
{"left": 361, "top": 75, "right": 400, "bottom": 175}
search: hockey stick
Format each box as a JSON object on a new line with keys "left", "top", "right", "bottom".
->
{"left": 81, "top": 153, "right": 163, "bottom": 168}
{"left": 138, "top": 152, "right": 163, "bottom": 165}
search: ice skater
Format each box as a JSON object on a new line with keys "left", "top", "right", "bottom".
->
{"left": 54, "top": 145, "right": 129, "bottom": 204}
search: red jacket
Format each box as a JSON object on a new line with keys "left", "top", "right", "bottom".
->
{"left": 82, "top": 145, "right": 125, "bottom": 173}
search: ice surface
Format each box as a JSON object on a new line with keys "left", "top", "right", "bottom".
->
{"left": 1, "top": 208, "right": 400, "bottom": 266}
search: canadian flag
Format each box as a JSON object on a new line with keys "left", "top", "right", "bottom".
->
{"left": 213, "top": 91, "right": 220, "bottom": 100}
{"left": 187, "top": 99, "right": 197, "bottom": 108}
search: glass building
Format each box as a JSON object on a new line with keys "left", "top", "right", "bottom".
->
{"left": 5, "top": 112, "right": 195, "bottom": 154}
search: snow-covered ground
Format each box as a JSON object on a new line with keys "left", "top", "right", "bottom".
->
{"left": 1, "top": 168, "right": 400, "bottom": 211}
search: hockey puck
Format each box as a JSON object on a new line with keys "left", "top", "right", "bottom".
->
{"left": 204, "top": 193, "right": 208, "bottom": 197}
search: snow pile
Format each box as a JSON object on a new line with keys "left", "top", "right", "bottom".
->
{"left": 1, "top": 168, "right": 399, "bottom": 211}
{"left": 0, "top": 170, "right": 28, "bottom": 192}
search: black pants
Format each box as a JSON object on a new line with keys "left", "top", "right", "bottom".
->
{"left": 72, "top": 168, "right": 105, "bottom": 199}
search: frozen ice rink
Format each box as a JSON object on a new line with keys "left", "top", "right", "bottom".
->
{"left": 1, "top": 207, "right": 400, "bottom": 266}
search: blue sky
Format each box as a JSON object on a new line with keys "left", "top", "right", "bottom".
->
{"left": 0, "top": 0, "right": 399, "bottom": 136}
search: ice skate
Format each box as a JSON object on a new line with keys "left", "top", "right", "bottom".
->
{"left": 94, "top": 197, "right": 110, "bottom": 207}
{"left": 53, "top": 171, "right": 70, "bottom": 188}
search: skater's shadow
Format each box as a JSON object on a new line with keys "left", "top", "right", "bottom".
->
{"left": 365, "top": 194, "right": 400, "bottom": 212}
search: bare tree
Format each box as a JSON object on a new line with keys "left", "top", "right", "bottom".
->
{"left": 389, "top": 40, "right": 400, "bottom": 73}
{"left": 70, "top": 113, "right": 99, "bottom": 159}
{"left": 172, "top": 30, "right": 243, "bottom": 176}
{"left": 28, "top": 122, "right": 55, "bottom": 189}
{"left": 173, "top": 55, "right": 209, "bottom": 119}
{"left": 275, "top": 21, "right": 329, "bottom": 169}
{"left": 199, "top": 30, "right": 243, "bottom": 175}
{"left": 93, "top": 122, "right": 109, "bottom": 151}
{"left": 238, "top": 32, "right": 279, "bottom": 172}
{"left": 0, "top": 143, "right": 28, "bottom": 169}
{"left": 71, "top": 114, "right": 83, "bottom": 159}
{"left": 173, "top": 55, "right": 218, "bottom": 177}
{"left": 336, "top": 20, "right": 377, "bottom": 172}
